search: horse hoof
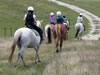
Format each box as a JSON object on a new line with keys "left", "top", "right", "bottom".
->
{"left": 38, "top": 60, "right": 41, "bottom": 63}
{"left": 56, "top": 50, "right": 59, "bottom": 53}
{"left": 24, "top": 64, "right": 26, "bottom": 67}
{"left": 14, "top": 65, "right": 17, "bottom": 68}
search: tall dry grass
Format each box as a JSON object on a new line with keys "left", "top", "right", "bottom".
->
{"left": 0, "top": 39, "right": 100, "bottom": 75}
{"left": 43, "top": 40, "right": 100, "bottom": 75}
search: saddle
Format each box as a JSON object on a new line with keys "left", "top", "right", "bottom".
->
{"left": 31, "top": 29, "right": 40, "bottom": 36}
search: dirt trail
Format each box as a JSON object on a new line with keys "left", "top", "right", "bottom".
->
{"left": 0, "top": 39, "right": 12, "bottom": 49}
{"left": 49, "top": 0, "right": 100, "bottom": 40}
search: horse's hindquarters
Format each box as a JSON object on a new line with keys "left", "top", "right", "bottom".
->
{"left": 15, "top": 28, "right": 40, "bottom": 47}
{"left": 54, "top": 24, "right": 66, "bottom": 52}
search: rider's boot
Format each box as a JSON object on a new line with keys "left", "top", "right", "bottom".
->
{"left": 39, "top": 29, "right": 44, "bottom": 44}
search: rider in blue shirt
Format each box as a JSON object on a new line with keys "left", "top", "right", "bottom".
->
{"left": 56, "top": 11, "right": 64, "bottom": 24}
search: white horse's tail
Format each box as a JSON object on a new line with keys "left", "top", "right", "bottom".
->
{"left": 48, "top": 27, "right": 52, "bottom": 43}
{"left": 9, "top": 31, "right": 21, "bottom": 63}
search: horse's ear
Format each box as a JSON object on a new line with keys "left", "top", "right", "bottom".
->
{"left": 40, "top": 20, "right": 44, "bottom": 23}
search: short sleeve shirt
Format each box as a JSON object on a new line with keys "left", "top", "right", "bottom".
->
{"left": 24, "top": 14, "right": 36, "bottom": 21}
{"left": 77, "top": 16, "right": 83, "bottom": 23}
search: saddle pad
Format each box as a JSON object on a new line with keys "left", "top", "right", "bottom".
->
{"left": 32, "top": 29, "right": 40, "bottom": 36}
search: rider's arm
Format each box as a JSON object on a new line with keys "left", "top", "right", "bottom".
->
{"left": 33, "top": 15, "right": 36, "bottom": 24}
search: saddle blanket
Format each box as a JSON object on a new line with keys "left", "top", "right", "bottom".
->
{"left": 31, "top": 29, "right": 40, "bottom": 36}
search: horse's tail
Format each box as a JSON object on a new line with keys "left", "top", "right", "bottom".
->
{"left": 48, "top": 27, "right": 52, "bottom": 43}
{"left": 9, "top": 31, "right": 21, "bottom": 63}
{"left": 75, "top": 27, "right": 80, "bottom": 38}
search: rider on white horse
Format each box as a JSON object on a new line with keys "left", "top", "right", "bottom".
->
{"left": 77, "top": 13, "right": 85, "bottom": 31}
{"left": 24, "top": 6, "right": 43, "bottom": 43}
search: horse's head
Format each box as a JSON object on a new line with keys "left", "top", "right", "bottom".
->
{"left": 63, "top": 22, "right": 68, "bottom": 28}
{"left": 36, "top": 20, "right": 44, "bottom": 28}
{"left": 63, "top": 23, "right": 70, "bottom": 30}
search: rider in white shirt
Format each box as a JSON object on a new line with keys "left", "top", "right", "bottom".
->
{"left": 77, "top": 13, "right": 85, "bottom": 31}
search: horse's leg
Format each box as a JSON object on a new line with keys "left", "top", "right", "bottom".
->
{"left": 37, "top": 46, "right": 41, "bottom": 62}
{"left": 56, "top": 37, "right": 59, "bottom": 52}
{"left": 79, "top": 32, "right": 82, "bottom": 40}
{"left": 21, "top": 55, "right": 26, "bottom": 67}
{"left": 35, "top": 46, "right": 40, "bottom": 64}
{"left": 17, "top": 45, "right": 25, "bottom": 66}
{"left": 15, "top": 47, "right": 25, "bottom": 67}
{"left": 60, "top": 37, "right": 63, "bottom": 51}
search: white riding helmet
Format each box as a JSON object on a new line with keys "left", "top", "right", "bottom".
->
{"left": 57, "top": 11, "right": 61, "bottom": 16}
{"left": 50, "top": 12, "right": 54, "bottom": 16}
{"left": 80, "top": 13, "right": 82, "bottom": 16}
{"left": 27, "top": 6, "right": 34, "bottom": 11}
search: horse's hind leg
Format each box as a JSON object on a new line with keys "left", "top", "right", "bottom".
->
{"left": 35, "top": 46, "right": 41, "bottom": 64}
{"left": 15, "top": 47, "right": 26, "bottom": 67}
{"left": 21, "top": 55, "right": 26, "bottom": 67}
{"left": 37, "top": 46, "right": 41, "bottom": 62}
{"left": 60, "top": 37, "right": 63, "bottom": 51}
{"left": 79, "top": 32, "right": 82, "bottom": 40}
{"left": 56, "top": 39, "right": 59, "bottom": 52}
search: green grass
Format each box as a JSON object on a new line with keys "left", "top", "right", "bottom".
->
{"left": 0, "top": 0, "right": 89, "bottom": 39}
{"left": 0, "top": 39, "right": 56, "bottom": 75}
{"left": 43, "top": 40, "right": 100, "bottom": 75}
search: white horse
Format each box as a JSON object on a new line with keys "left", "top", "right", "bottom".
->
{"left": 75, "top": 23, "right": 84, "bottom": 40}
{"left": 45, "top": 24, "right": 54, "bottom": 43}
{"left": 9, "top": 20, "right": 43, "bottom": 67}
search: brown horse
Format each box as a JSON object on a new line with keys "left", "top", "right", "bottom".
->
{"left": 53, "top": 23, "right": 66, "bottom": 52}
{"left": 45, "top": 23, "right": 67, "bottom": 52}
{"left": 45, "top": 23, "right": 69, "bottom": 44}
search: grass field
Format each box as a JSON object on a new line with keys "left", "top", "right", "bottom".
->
{"left": 0, "top": 0, "right": 89, "bottom": 38}
{"left": 0, "top": 0, "right": 100, "bottom": 75}
{"left": 0, "top": 38, "right": 100, "bottom": 75}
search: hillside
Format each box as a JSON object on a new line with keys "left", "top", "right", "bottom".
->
{"left": 0, "top": 0, "right": 100, "bottom": 75}
{"left": 0, "top": 0, "right": 88, "bottom": 38}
